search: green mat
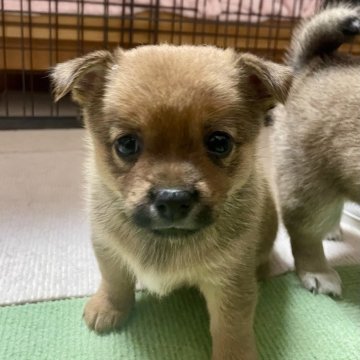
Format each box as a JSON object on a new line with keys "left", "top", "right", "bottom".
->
{"left": 1, "top": 267, "right": 359, "bottom": 360}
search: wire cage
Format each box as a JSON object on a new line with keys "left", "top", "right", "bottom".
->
{"left": 0, "top": 0, "right": 359, "bottom": 128}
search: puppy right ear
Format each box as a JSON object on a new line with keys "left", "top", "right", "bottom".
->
{"left": 237, "top": 53, "right": 293, "bottom": 109}
{"left": 51, "top": 49, "right": 120, "bottom": 105}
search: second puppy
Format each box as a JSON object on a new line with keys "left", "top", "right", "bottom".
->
{"left": 272, "top": 4, "right": 360, "bottom": 296}
{"left": 52, "top": 45, "right": 291, "bottom": 359}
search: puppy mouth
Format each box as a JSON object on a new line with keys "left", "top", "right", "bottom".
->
{"left": 132, "top": 203, "right": 214, "bottom": 237}
{"left": 151, "top": 227, "right": 199, "bottom": 237}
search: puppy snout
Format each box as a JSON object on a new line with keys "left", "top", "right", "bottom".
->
{"left": 152, "top": 188, "right": 198, "bottom": 222}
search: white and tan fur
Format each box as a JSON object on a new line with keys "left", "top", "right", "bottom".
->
{"left": 272, "top": 4, "right": 360, "bottom": 296}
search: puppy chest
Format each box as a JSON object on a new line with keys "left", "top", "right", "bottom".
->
{"left": 132, "top": 265, "right": 204, "bottom": 296}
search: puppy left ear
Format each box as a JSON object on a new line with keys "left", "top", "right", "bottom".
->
{"left": 50, "top": 49, "right": 120, "bottom": 105}
{"left": 237, "top": 53, "right": 293, "bottom": 109}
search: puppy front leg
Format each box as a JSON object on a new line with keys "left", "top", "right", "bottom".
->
{"left": 282, "top": 193, "right": 343, "bottom": 296}
{"left": 200, "top": 278, "right": 258, "bottom": 360}
{"left": 83, "top": 237, "right": 135, "bottom": 333}
{"left": 291, "top": 234, "right": 342, "bottom": 296}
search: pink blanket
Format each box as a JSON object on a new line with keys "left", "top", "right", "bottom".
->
{"left": 1, "top": 0, "right": 317, "bottom": 22}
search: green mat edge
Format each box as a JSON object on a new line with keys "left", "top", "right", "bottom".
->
{"left": 0, "top": 266, "right": 359, "bottom": 360}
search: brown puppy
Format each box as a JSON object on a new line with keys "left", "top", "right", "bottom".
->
{"left": 52, "top": 45, "right": 291, "bottom": 360}
{"left": 272, "top": 5, "right": 360, "bottom": 296}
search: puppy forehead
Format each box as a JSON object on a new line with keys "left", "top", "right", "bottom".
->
{"left": 103, "top": 45, "right": 241, "bottom": 123}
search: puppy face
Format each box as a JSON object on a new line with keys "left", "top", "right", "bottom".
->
{"left": 52, "top": 45, "right": 291, "bottom": 238}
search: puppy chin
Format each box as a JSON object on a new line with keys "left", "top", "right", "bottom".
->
{"left": 131, "top": 204, "right": 214, "bottom": 238}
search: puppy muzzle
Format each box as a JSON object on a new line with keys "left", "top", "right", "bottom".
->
{"left": 132, "top": 187, "right": 213, "bottom": 236}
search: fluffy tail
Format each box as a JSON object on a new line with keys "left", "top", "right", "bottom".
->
{"left": 321, "top": 0, "right": 360, "bottom": 9}
{"left": 286, "top": 3, "right": 360, "bottom": 71}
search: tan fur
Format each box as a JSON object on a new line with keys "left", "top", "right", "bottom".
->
{"left": 272, "top": 5, "right": 360, "bottom": 296}
{"left": 52, "top": 44, "right": 291, "bottom": 359}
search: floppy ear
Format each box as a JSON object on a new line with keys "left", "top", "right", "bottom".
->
{"left": 237, "top": 53, "right": 293, "bottom": 109}
{"left": 50, "top": 49, "right": 119, "bottom": 105}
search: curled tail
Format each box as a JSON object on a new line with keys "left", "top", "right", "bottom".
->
{"left": 287, "top": 4, "right": 360, "bottom": 71}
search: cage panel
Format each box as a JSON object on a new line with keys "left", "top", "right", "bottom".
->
{"left": 1, "top": 0, "right": 359, "bottom": 126}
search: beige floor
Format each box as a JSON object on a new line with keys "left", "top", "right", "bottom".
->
{"left": 0, "top": 129, "right": 359, "bottom": 305}
{"left": 0, "top": 129, "right": 99, "bottom": 305}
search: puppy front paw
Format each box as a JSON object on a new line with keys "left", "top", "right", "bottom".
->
{"left": 83, "top": 292, "right": 134, "bottom": 333}
{"left": 325, "top": 226, "right": 343, "bottom": 241}
{"left": 298, "top": 268, "right": 342, "bottom": 297}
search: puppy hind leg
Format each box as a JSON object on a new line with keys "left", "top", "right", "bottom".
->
{"left": 325, "top": 222, "right": 343, "bottom": 242}
{"left": 325, "top": 202, "right": 344, "bottom": 241}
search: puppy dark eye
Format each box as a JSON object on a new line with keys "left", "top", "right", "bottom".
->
{"left": 114, "top": 134, "right": 140, "bottom": 160}
{"left": 205, "top": 131, "right": 233, "bottom": 157}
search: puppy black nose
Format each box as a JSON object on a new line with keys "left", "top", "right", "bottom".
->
{"left": 152, "top": 188, "right": 198, "bottom": 222}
